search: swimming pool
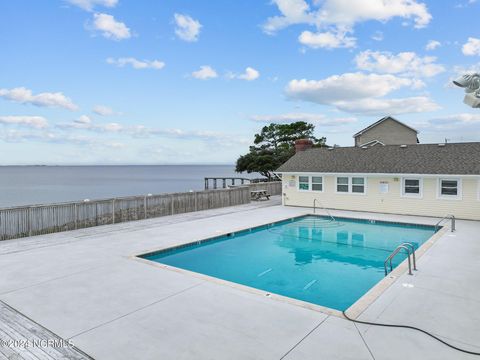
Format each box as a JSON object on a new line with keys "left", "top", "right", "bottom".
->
{"left": 141, "top": 215, "right": 437, "bottom": 311}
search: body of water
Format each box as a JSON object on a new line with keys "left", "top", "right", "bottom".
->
{"left": 0, "top": 165, "right": 257, "bottom": 208}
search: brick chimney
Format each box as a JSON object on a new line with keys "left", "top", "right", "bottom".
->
{"left": 295, "top": 139, "right": 314, "bottom": 153}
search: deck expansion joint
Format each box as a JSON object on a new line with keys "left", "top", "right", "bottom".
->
{"left": 279, "top": 316, "right": 329, "bottom": 360}
{"left": 69, "top": 282, "right": 204, "bottom": 339}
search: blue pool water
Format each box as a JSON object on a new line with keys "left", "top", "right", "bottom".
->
{"left": 142, "top": 216, "right": 436, "bottom": 311}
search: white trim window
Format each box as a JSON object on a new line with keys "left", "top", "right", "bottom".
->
{"left": 402, "top": 178, "right": 422, "bottom": 198}
{"left": 336, "top": 176, "right": 366, "bottom": 194}
{"left": 438, "top": 178, "right": 462, "bottom": 200}
{"left": 352, "top": 177, "right": 365, "bottom": 194}
{"left": 311, "top": 176, "right": 323, "bottom": 192}
{"left": 298, "top": 176, "right": 310, "bottom": 191}
{"left": 336, "top": 176, "right": 349, "bottom": 193}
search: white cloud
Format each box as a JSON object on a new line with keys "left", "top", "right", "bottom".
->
{"left": 285, "top": 72, "right": 438, "bottom": 115}
{"left": 417, "top": 113, "right": 480, "bottom": 141}
{"left": 92, "top": 13, "right": 131, "bottom": 40}
{"left": 286, "top": 73, "right": 423, "bottom": 104}
{"left": 228, "top": 67, "right": 260, "bottom": 81}
{"left": 425, "top": 40, "right": 441, "bottom": 51}
{"left": 335, "top": 97, "right": 440, "bottom": 115}
{"left": 191, "top": 66, "right": 218, "bottom": 80}
{"left": 75, "top": 115, "right": 92, "bottom": 124}
{"left": 0, "top": 87, "right": 78, "bottom": 111}
{"left": 462, "top": 37, "right": 480, "bottom": 56}
{"left": 103, "top": 122, "right": 123, "bottom": 132}
{"left": 263, "top": 0, "right": 314, "bottom": 34}
{"left": 263, "top": 0, "right": 432, "bottom": 47}
{"left": 299, "top": 30, "right": 356, "bottom": 49}
{"left": 174, "top": 13, "right": 202, "bottom": 42}
{"left": 0, "top": 116, "right": 48, "bottom": 129}
{"left": 58, "top": 117, "right": 123, "bottom": 132}
{"left": 428, "top": 113, "right": 480, "bottom": 126}
{"left": 371, "top": 31, "right": 384, "bottom": 41}
{"left": 106, "top": 57, "right": 165, "bottom": 69}
{"left": 250, "top": 113, "right": 356, "bottom": 125}
{"left": 93, "top": 105, "right": 120, "bottom": 116}
{"left": 0, "top": 128, "right": 125, "bottom": 148}
{"left": 56, "top": 118, "right": 249, "bottom": 147}
{"left": 354, "top": 50, "right": 445, "bottom": 77}
{"left": 67, "top": 0, "right": 117, "bottom": 11}
{"left": 317, "top": 0, "right": 431, "bottom": 28}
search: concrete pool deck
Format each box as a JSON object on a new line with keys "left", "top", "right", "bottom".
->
{"left": 0, "top": 197, "right": 479, "bottom": 359}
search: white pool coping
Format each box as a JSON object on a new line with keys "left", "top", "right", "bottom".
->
{"left": 134, "top": 213, "right": 447, "bottom": 320}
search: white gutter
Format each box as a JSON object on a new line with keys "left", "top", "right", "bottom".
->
{"left": 277, "top": 171, "right": 480, "bottom": 178}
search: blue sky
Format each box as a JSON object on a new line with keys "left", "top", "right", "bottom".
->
{"left": 1, "top": 0, "right": 480, "bottom": 165}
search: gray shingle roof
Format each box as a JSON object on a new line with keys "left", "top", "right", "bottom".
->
{"left": 276, "top": 142, "right": 480, "bottom": 175}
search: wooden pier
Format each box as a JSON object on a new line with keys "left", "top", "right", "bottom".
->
{"left": 204, "top": 177, "right": 251, "bottom": 190}
{"left": 204, "top": 177, "right": 273, "bottom": 190}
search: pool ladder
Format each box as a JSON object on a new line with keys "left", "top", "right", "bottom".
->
{"left": 435, "top": 214, "right": 456, "bottom": 232}
{"left": 384, "top": 243, "right": 417, "bottom": 276}
{"left": 313, "top": 199, "right": 335, "bottom": 222}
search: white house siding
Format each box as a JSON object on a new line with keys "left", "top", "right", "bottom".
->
{"left": 282, "top": 174, "right": 480, "bottom": 221}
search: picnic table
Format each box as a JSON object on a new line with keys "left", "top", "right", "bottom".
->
{"left": 250, "top": 189, "right": 270, "bottom": 201}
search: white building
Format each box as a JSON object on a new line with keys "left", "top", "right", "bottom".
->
{"left": 276, "top": 139, "right": 480, "bottom": 221}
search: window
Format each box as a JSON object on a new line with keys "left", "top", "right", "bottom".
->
{"left": 352, "top": 177, "right": 365, "bottom": 193}
{"left": 440, "top": 179, "right": 459, "bottom": 197}
{"left": 336, "top": 176, "right": 366, "bottom": 194}
{"left": 298, "top": 176, "right": 309, "bottom": 191}
{"left": 312, "top": 176, "right": 323, "bottom": 191}
{"left": 437, "top": 178, "right": 462, "bottom": 200}
{"left": 402, "top": 178, "right": 422, "bottom": 197}
{"left": 337, "top": 177, "right": 349, "bottom": 192}
{"left": 297, "top": 176, "right": 323, "bottom": 192}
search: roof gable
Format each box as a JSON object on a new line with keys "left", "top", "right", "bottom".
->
{"left": 353, "top": 116, "right": 418, "bottom": 138}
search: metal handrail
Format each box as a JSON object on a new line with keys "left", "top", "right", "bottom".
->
{"left": 435, "top": 214, "right": 456, "bottom": 232}
{"left": 401, "top": 242, "right": 417, "bottom": 271}
{"left": 384, "top": 245, "right": 413, "bottom": 276}
{"left": 313, "top": 198, "right": 335, "bottom": 221}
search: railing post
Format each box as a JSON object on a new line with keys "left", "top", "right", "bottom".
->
{"left": 223, "top": 179, "right": 226, "bottom": 189}
{"left": 28, "top": 207, "right": 32, "bottom": 237}
{"left": 74, "top": 203, "right": 78, "bottom": 229}
{"left": 451, "top": 215, "right": 456, "bottom": 232}
{"left": 144, "top": 195, "right": 147, "bottom": 219}
{"left": 194, "top": 192, "right": 198, "bottom": 211}
{"left": 171, "top": 195, "right": 175, "bottom": 215}
{"left": 112, "top": 199, "right": 115, "bottom": 224}
{"left": 213, "top": 179, "right": 217, "bottom": 189}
